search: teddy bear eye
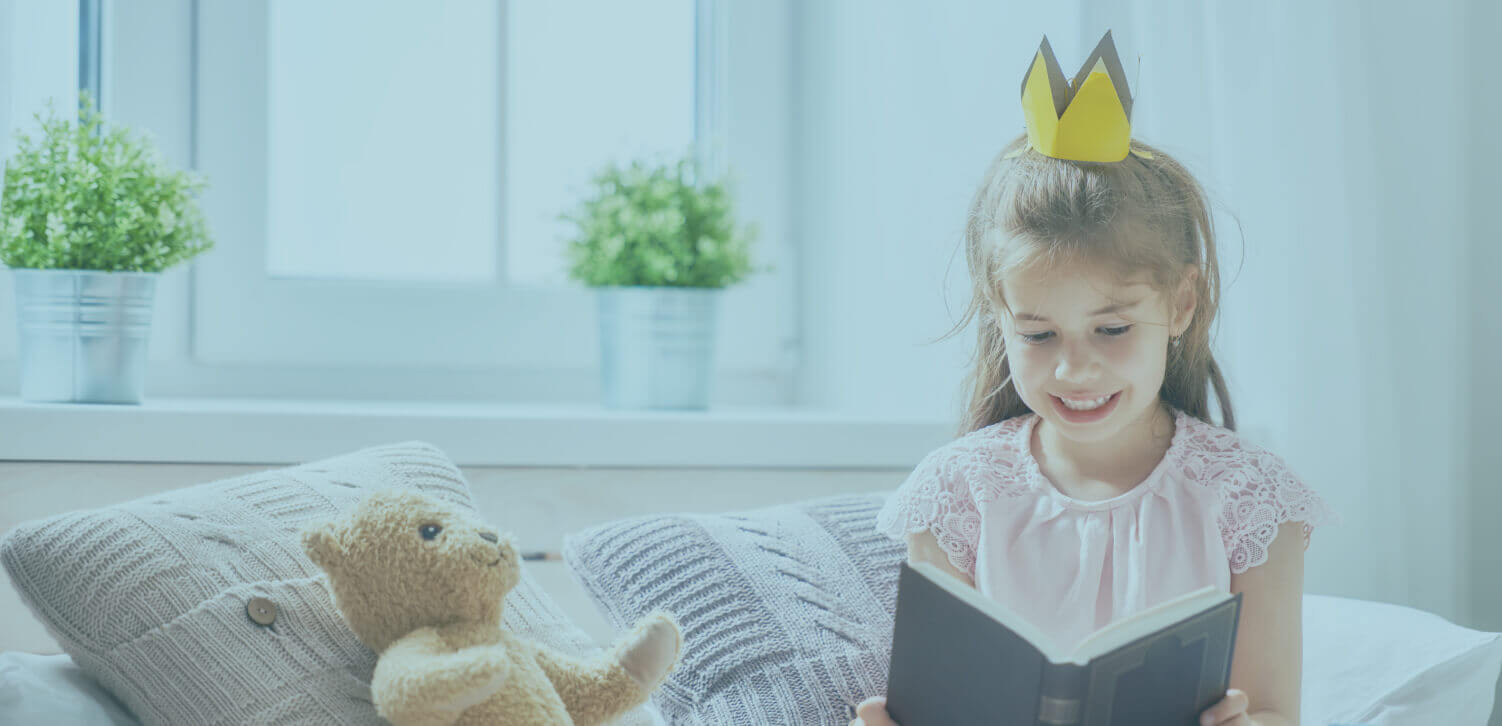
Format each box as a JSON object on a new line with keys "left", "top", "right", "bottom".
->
{"left": 419, "top": 524, "right": 442, "bottom": 540}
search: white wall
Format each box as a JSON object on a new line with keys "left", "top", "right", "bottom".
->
{"left": 793, "top": 1, "right": 1084, "bottom": 423}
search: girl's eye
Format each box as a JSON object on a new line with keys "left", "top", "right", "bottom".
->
{"left": 1018, "top": 326, "right": 1131, "bottom": 344}
{"left": 419, "top": 524, "right": 442, "bottom": 540}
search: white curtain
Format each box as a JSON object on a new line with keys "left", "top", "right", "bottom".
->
{"left": 1085, "top": 0, "right": 1486, "bottom": 626}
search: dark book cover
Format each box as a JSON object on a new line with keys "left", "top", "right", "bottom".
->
{"left": 886, "top": 562, "right": 1242, "bottom": 726}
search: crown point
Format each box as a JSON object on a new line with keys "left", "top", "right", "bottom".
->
{"left": 1016, "top": 29, "right": 1135, "bottom": 163}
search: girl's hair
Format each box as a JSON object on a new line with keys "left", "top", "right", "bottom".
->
{"left": 948, "top": 132, "right": 1235, "bottom": 435}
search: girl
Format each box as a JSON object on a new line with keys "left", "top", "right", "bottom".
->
{"left": 851, "top": 132, "right": 1337, "bottom": 726}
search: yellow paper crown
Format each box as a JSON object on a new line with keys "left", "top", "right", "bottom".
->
{"left": 1012, "top": 31, "right": 1149, "bottom": 163}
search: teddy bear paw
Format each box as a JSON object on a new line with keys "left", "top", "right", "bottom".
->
{"left": 617, "top": 611, "right": 682, "bottom": 690}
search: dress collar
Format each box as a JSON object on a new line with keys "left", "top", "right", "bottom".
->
{"left": 1013, "top": 406, "right": 1193, "bottom": 512}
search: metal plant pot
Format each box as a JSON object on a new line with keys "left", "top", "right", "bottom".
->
{"left": 13, "top": 269, "right": 159, "bottom": 404}
{"left": 596, "top": 286, "right": 719, "bottom": 410}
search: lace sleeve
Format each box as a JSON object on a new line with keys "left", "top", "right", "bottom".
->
{"left": 1217, "top": 450, "right": 1341, "bottom": 574}
{"left": 875, "top": 448, "right": 983, "bottom": 577}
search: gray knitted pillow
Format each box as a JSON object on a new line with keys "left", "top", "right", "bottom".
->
{"left": 563, "top": 493, "right": 906, "bottom": 726}
{"left": 1, "top": 442, "right": 657, "bottom": 726}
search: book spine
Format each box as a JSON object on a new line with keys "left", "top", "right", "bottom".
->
{"left": 1035, "top": 662, "right": 1088, "bottom": 726}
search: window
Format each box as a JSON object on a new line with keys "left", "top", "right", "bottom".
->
{"left": 174, "top": 1, "right": 791, "bottom": 401}
{"left": 262, "top": 1, "right": 505, "bottom": 284}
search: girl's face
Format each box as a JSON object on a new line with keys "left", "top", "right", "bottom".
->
{"left": 999, "top": 263, "right": 1193, "bottom": 445}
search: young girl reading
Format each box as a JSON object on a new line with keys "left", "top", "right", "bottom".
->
{"left": 852, "top": 32, "right": 1338, "bottom": 726}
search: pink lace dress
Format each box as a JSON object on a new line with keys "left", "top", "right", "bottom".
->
{"left": 876, "top": 407, "right": 1340, "bottom": 651}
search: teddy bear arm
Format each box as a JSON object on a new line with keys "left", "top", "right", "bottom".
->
{"left": 373, "top": 628, "right": 514, "bottom": 726}
{"left": 530, "top": 643, "right": 646, "bottom": 726}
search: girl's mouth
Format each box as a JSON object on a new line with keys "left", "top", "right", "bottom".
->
{"left": 1050, "top": 391, "right": 1121, "bottom": 424}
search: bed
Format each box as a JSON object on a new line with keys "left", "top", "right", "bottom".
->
{"left": 2, "top": 442, "right": 1498, "bottom": 725}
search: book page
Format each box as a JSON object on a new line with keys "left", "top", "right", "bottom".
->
{"left": 1070, "top": 586, "right": 1230, "bottom": 662}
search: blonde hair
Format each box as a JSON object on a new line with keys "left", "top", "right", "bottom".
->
{"left": 948, "top": 132, "right": 1235, "bottom": 435}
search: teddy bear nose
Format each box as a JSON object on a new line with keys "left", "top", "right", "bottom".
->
{"left": 479, "top": 531, "right": 498, "bottom": 543}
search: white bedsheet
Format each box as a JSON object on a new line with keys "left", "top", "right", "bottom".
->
{"left": 0, "top": 651, "right": 136, "bottom": 725}
{"left": 0, "top": 651, "right": 669, "bottom": 726}
{"left": 6, "top": 593, "right": 1501, "bottom": 726}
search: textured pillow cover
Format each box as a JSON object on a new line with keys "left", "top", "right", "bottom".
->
{"left": 563, "top": 493, "right": 904, "bottom": 725}
{"left": 0, "top": 442, "right": 658, "bottom": 726}
{"left": 565, "top": 493, "right": 1502, "bottom": 726}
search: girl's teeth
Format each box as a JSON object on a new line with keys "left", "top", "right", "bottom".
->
{"left": 1060, "top": 394, "right": 1111, "bottom": 410}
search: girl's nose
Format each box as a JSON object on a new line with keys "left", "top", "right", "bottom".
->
{"left": 1054, "top": 344, "right": 1101, "bottom": 382}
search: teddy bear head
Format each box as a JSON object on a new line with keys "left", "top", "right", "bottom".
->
{"left": 302, "top": 489, "right": 519, "bottom": 652}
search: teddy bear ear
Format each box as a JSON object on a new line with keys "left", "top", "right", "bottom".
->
{"left": 302, "top": 522, "right": 346, "bottom": 572}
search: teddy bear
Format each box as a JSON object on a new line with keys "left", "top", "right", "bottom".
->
{"left": 302, "top": 488, "right": 682, "bottom": 726}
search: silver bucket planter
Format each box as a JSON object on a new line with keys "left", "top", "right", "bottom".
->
{"left": 596, "top": 286, "right": 720, "bottom": 410}
{"left": 13, "top": 269, "right": 159, "bottom": 404}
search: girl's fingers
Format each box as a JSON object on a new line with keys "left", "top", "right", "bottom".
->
{"left": 855, "top": 696, "right": 895, "bottom": 725}
{"left": 1199, "top": 688, "right": 1249, "bottom": 725}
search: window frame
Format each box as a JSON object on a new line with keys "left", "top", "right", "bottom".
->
{"left": 0, "top": 0, "right": 84, "bottom": 363}
{"left": 184, "top": 0, "right": 796, "bottom": 394}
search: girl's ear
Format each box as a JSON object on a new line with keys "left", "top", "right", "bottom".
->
{"left": 1171, "top": 266, "right": 1199, "bottom": 336}
{"left": 302, "top": 522, "right": 346, "bottom": 572}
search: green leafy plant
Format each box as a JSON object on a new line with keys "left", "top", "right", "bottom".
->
{"left": 562, "top": 157, "right": 758, "bottom": 288}
{"left": 0, "top": 94, "right": 213, "bottom": 272}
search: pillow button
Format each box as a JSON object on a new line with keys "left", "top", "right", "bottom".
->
{"left": 246, "top": 597, "right": 277, "bottom": 627}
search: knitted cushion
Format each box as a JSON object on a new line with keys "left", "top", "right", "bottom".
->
{"left": 568, "top": 493, "right": 1502, "bottom": 726}
{"left": 563, "top": 493, "right": 905, "bottom": 725}
{"left": 1, "top": 442, "right": 658, "bottom": 726}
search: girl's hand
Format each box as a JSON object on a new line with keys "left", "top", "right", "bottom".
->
{"left": 852, "top": 690, "right": 1251, "bottom": 726}
{"left": 849, "top": 696, "right": 900, "bottom": 726}
{"left": 1200, "top": 688, "right": 1251, "bottom": 725}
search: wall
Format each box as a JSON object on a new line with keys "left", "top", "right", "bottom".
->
{"left": 790, "top": 0, "right": 1065, "bottom": 422}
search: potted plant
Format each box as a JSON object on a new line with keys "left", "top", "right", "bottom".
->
{"left": 562, "top": 157, "right": 758, "bottom": 410}
{"left": 0, "top": 94, "right": 212, "bottom": 403}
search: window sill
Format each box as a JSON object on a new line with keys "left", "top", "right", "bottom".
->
{"left": 0, "top": 397, "right": 953, "bottom": 469}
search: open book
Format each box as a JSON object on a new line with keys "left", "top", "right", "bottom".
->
{"left": 885, "top": 561, "right": 1242, "bottom": 726}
